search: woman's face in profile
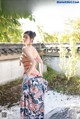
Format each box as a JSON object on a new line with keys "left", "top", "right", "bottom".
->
{"left": 23, "top": 34, "right": 31, "bottom": 45}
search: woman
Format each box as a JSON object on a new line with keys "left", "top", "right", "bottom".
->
{"left": 19, "top": 31, "right": 48, "bottom": 119}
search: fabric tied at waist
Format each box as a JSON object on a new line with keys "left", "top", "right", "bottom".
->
{"left": 22, "top": 75, "right": 48, "bottom": 93}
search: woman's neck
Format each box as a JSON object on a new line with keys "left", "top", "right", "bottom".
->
{"left": 25, "top": 44, "right": 31, "bottom": 47}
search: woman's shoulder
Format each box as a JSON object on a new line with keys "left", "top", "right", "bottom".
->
{"left": 22, "top": 46, "right": 30, "bottom": 51}
{"left": 32, "top": 46, "right": 37, "bottom": 52}
{"left": 22, "top": 46, "right": 37, "bottom": 54}
{"left": 22, "top": 46, "right": 26, "bottom": 50}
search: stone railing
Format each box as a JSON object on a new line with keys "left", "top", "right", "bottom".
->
{"left": 0, "top": 43, "right": 80, "bottom": 60}
{"left": 0, "top": 43, "right": 43, "bottom": 61}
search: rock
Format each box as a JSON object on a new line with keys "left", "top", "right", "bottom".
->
{"left": 44, "top": 107, "right": 77, "bottom": 119}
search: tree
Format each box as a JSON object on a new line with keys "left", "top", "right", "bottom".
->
{"left": 64, "top": 18, "right": 80, "bottom": 42}
{"left": 37, "top": 25, "right": 59, "bottom": 43}
{"left": 0, "top": 14, "right": 35, "bottom": 42}
{"left": 0, "top": 16, "right": 23, "bottom": 42}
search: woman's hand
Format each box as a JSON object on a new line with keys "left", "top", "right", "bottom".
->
{"left": 26, "top": 72, "right": 30, "bottom": 77}
{"left": 39, "top": 62, "right": 43, "bottom": 77}
{"left": 40, "top": 72, "right": 43, "bottom": 77}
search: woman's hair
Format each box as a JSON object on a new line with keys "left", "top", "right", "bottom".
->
{"left": 24, "top": 31, "right": 36, "bottom": 39}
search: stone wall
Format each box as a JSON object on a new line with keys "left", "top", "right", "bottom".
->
{"left": 0, "top": 58, "right": 24, "bottom": 85}
{"left": 0, "top": 58, "right": 47, "bottom": 85}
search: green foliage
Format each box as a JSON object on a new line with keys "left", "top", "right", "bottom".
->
{"left": 59, "top": 37, "right": 78, "bottom": 80}
{"left": 37, "top": 25, "right": 59, "bottom": 42}
{"left": 44, "top": 65, "right": 80, "bottom": 95}
{"left": 43, "top": 65, "right": 57, "bottom": 84}
{"left": 65, "top": 39, "right": 78, "bottom": 79}
{"left": 59, "top": 44, "right": 67, "bottom": 74}
{"left": 0, "top": 0, "right": 32, "bottom": 18}
{"left": 59, "top": 33, "right": 71, "bottom": 43}
{"left": 0, "top": 15, "right": 23, "bottom": 42}
{"left": 0, "top": 14, "right": 35, "bottom": 42}
{"left": 0, "top": 0, "right": 1, "bottom": 11}
{"left": 44, "top": 32, "right": 59, "bottom": 43}
{"left": 52, "top": 74, "right": 80, "bottom": 95}
{"left": 64, "top": 18, "right": 80, "bottom": 42}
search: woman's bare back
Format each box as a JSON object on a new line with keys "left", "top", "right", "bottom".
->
{"left": 20, "top": 46, "right": 41, "bottom": 76}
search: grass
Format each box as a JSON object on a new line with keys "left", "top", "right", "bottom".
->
{"left": 0, "top": 66, "right": 80, "bottom": 107}
{"left": 0, "top": 78, "right": 22, "bottom": 107}
{"left": 43, "top": 65, "right": 57, "bottom": 87}
{"left": 43, "top": 65, "right": 80, "bottom": 95}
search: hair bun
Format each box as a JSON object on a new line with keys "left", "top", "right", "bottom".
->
{"left": 24, "top": 30, "right": 36, "bottom": 39}
{"left": 33, "top": 32, "right": 36, "bottom": 37}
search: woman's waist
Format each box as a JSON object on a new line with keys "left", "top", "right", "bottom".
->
{"left": 23, "top": 69, "right": 40, "bottom": 77}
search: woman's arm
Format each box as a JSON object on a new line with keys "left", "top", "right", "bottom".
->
{"left": 34, "top": 48, "right": 43, "bottom": 76}
{"left": 39, "top": 63, "right": 43, "bottom": 76}
{"left": 22, "top": 47, "right": 36, "bottom": 76}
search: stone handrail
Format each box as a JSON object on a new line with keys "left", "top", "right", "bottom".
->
{"left": 0, "top": 43, "right": 80, "bottom": 59}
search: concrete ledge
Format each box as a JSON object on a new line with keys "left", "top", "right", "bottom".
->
{"left": 0, "top": 53, "right": 21, "bottom": 61}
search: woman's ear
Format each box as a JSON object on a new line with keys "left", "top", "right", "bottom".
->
{"left": 30, "top": 39, "right": 33, "bottom": 43}
{"left": 27, "top": 39, "right": 31, "bottom": 46}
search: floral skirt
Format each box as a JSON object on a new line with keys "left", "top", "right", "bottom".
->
{"left": 20, "top": 75, "right": 48, "bottom": 119}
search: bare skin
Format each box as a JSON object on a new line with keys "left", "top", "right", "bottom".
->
{"left": 19, "top": 33, "right": 43, "bottom": 77}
